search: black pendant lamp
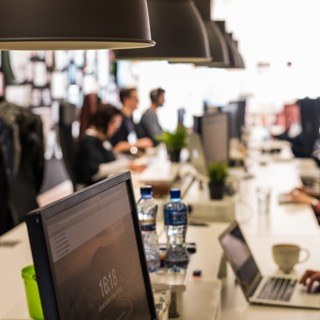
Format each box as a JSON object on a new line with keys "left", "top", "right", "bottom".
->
{"left": 226, "top": 33, "right": 244, "bottom": 69}
{"left": 116, "top": 0, "right": 210, "bottom": 63}
{"left": 193, "top": 0, "right": 230, "bottom": 68}
{"left": 233, "top": 40, "right": 245, "bottom": 69}
{"left": 216, "top": 21, "right": 238, "bottom": 69}
{"left": 0, "top": 0, "right": 155, "bottom": 50}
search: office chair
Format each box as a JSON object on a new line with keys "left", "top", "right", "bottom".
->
{"left": 58, "top": 101, "right": 77, "bottom": 191}
{"left": 298, "top": 98, "right": 320, "bottom": 158}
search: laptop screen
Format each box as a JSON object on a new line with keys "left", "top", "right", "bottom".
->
{"left": 219, "top": 222, "right": 262, "bottom": 296}
{"left": 27, "top": 173, "right": 156, "bottom": 320}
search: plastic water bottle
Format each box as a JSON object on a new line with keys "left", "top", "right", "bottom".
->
{"left": 164, "top": 189, "right": 189, "bottom": 271}
{"left": 137, "top": 186, "right": 160, "bottom": 272}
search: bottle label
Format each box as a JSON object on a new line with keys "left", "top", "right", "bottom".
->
{"left": 164, "top": 210, "right": 188, "bottom": 226}
{"left": 140, "top": 223, "right": 156, "bottom": 232}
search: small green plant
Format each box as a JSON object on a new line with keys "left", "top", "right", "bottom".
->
{"left": 156, "top": 127, "right": 187, "bottom": 151}
{"left": 208, "top": 162, "right": 228, "bottom": 186}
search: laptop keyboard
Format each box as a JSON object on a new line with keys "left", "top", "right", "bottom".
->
{"left": 257, "top": 277, "right": 297, "bottom": 302}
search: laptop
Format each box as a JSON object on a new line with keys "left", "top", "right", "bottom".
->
{"left": 26, "top": 172, "right": 157, "bottom": 319}
{"left": 219, "top": 221, "right": 320, "bottom": 309}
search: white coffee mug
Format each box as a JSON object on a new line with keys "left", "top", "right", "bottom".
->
{"left": 272, "top": 243, "right": 310, "bottom": 274}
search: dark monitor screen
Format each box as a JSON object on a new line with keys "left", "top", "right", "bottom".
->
{"left": 198, "top": 112, "right": 230, "bottom": 164}
{"left": 224, "top": 103, "right": 239, "bottom": 139}
{"left": 219, "top": 222, "right": 261, "bottom": 297}
{"left": 177, "top": 108, "right": 185, "bottom": 127}
{"left": 26, "top": 172, "right": 156, "bottom": 320}
{"left": 223, "top": 100, "right": 246, "bottom": 139}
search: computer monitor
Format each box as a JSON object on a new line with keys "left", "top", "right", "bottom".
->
{"left": 223, "top": 103, "right": 238, "bottom": 139}
{"left": 177, "top": 108, "right": 185, "bottom": 127}
{"left": 194, "top": 112, "right": 230, "bottom": 164}
{"left": 223, "top": 100, "right": 246, "bottom": 140}
{"left": 26, "top": 172, "right": 156, "bottom": 320}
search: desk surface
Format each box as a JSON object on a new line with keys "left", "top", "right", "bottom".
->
{"left": 221, "top": 158, "right": 320, "bottom": 320}
{"left": 0, "top": 220, "right": 226, "bottom": 320}
{"left": 1, "top": 155, "right": 320, "bottom": 320}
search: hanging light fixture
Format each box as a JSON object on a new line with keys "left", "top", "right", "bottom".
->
{"left": 116, "top": 0, "right": 210, "bottom": 63}
{"left": 0, "top": 0, "right": 155, "bottom": 50}
{"left": 233, "top": 39, "right": 245, "bottom": 68}
{"left": 215, "top": 21, "right": 239, "bottom": 69}
{"left": 193, "top": 0, "right": 230, "bottom": 68}
{"left": 226, "top": 33, "right": 245, "bottom": 69}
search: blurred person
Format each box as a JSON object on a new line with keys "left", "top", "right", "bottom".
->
{"left": 139, "top": 87, "right": 165, "bottom": 145}
{"left": 75, "top": 104, "right": 145, "bottom": 186}
{"left": 275, "top": 103, "right": 301, "bottom": 140}
{"left": 110, "top": 88, "right": 153, "bottom": 153}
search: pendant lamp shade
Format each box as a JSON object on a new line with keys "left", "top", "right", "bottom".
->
{"left": 216, "top": 21, "right": 238, "bottom": 69}
{"left": 194, "top": 0, "right": 230, "bottom": 68}
{"left": 0, "top": 0, "right": 155, "bottom": 50}
{"left": 233, "top": 40, "right": 245, "bottom": 68}
{"left": 116, "top": 0, "right": 210, "bottom": 63}
{"left": 226, "top": 33, "right": 244, "bottom": 69}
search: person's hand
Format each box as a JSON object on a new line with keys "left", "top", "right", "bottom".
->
{"left": 300, "top": 270, "right": 320, "bottom": 293}
{"left": 289, "top": 188, "right": 315, "bottom": 205}
{"left": 135, "top": 138, "right": 153, "bottom": 149}
{"left": 129, "top": 162, "right": 146, "bottom": 173}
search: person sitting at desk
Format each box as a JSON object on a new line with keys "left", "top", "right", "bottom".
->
{"left": 139, "top": 87, "right": 165, "bottom": 145}
{"left": 110, "top": 87, "right": 153, "bottom": 153}
{"left": 284, "top": 187, "right": 320, "bottom": 224}
{"left": 75, "top": 104, "right": 145, "bottom": 186}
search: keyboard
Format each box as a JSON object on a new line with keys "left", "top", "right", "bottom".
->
{"left": 257, "top": 277, "right": 297, "bottom": 302}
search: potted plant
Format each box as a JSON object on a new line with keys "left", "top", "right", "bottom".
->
{"left": 207, "top": 162, "right": 228, "bottom": 200}
{"left": 157, "top": 127, "right": 187, "bottom": 162}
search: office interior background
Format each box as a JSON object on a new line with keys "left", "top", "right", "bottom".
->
{"left": 2, "top": 0, "right": 320, "bottom": 318}
{"left": 2, "top": 0, "right": 320, "bottom": 133}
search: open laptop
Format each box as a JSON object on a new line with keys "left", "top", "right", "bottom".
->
{"left": 219, "top": 221, "right": 320, "bottom": 309}
{"left": 26, "top": 172, "right": 157, "bottom": 319}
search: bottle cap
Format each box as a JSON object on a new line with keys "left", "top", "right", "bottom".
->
{"left": 140, "top": 185, "right": 152, "bottom": 197}
{"left": 170, "top": 189, "right": 181, "bottom": 200}
{"left": 193, "top": 270, "right": 202, "bottom": 277}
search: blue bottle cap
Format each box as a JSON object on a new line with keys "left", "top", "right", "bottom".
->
{"left": 170, "top": 189, "right": 181, "bottom": 200}
{"left": 140, "top": 185, "right": 152, "bottom": 197}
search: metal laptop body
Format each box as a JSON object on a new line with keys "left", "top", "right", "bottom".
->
{"left": 219, "top": 221, "right": 320, "bottom": 309}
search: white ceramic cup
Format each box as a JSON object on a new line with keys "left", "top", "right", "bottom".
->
{"left": 272, "top": 243, "right": 310, "bottom": 273}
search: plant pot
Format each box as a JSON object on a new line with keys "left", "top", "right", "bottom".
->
{"left": 208, "top": 183, "right": 225, "bottom": 200}
{"left": 168, "top": 149, "right": 181, "bottom": 163}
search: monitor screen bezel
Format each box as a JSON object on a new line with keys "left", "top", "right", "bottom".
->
{"left": 26, "top": 171, "right": 157, "bottom": 320}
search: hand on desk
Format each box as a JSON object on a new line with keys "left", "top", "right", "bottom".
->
{"left": 129, "top": 162, "right": 146, "bottom": 173}
{"left": 135, "top": 138, "right": 153, "bottom": 149}
{"left": 289, "top": 188, "right": 315, "bottom": 205}
{"left": 300, "top": 270, "right": 320, "bottom": 293}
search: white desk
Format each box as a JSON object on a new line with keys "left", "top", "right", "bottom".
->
{"left": 0, "top": 222, "right": 226, "bottom": 320}
{"left": 221, "top": 158, "right": 320, "bottom": 320}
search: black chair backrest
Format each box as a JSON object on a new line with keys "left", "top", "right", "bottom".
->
{"left": 58, "top": 101, "right": 77, "bottom": 190}
{"left": 299, "top": 98, "right": 320, "bottom": 156}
